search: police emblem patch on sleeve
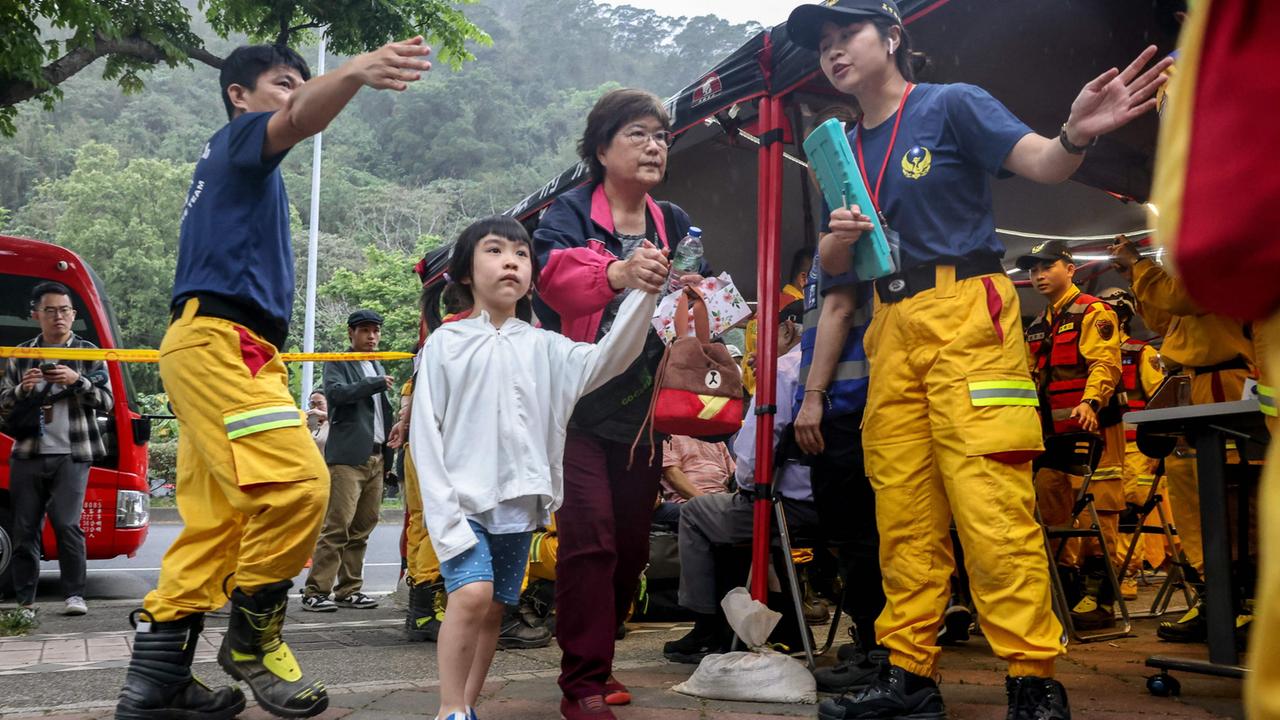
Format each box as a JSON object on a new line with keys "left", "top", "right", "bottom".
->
{"left": 1096, "top": 318, "right": 1115, "bottom": 341}
{"left": 1149, "top": 354, "right": 1162, "bottom": 372}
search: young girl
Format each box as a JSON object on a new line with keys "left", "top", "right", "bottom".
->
{"left": 409, "top": 215, "right": 664, "bottom": 720}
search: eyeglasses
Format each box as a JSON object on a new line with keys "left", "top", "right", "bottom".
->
{"left": 620, "top": 127, "right": 673, "bottom": 148}
{"left": 40, "top": 306, "right": 75, "bottom": 317}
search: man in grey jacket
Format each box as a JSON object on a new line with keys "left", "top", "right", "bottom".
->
{"left": 302, "top": 309, "right": 394, "bottom": 611}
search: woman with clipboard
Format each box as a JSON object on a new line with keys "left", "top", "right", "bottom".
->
{"left": 785, "top": 1, "right": 1172, "bottom": 718}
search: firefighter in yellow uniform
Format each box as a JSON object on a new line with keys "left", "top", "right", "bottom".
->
{"left": 1098, "top": 288, "right": 1175, "bottom": 595}
{"left": 1110, "top": 238, "right": 1257, "bottom": 642}
{"left": 115, "top": 39, "right": 434, "bottom": 720}
{"left": 1020, "top": 242, "right": 1126, "bottom": 632}
{"left": 393, "top": 377, "right": 447, "bottom": 642}
{"left": 1250, "top": 316, "right": 1278, "bottom": 719}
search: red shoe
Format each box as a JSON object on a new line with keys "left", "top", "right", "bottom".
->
{"left": 560, "top": 695, "right": 616, "bottom": 720}
{"left": 603, "top": 676, "right": 631, "bottom": 706}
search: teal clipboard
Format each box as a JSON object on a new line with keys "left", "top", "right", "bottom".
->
{"left": 802, "top": 117, "right": 898, "bottom": 280}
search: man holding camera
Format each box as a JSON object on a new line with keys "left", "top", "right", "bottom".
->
{"left": 0, "top": 281, "right": 113, "bottom": 617}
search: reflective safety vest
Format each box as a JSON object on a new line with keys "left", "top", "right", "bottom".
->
{"left": 1121, "top": 338, "right": 1153, "bottom": 440}
{"left": 794, "top": 258, "right": 871, "bottom": 419}
{"left": 1026, "top": 291, "right": 1123, "bottom": 436}
{"left": 1260, "top": 383, "right": 1276, "bottom": 417}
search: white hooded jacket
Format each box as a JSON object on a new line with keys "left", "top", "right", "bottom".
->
{"left": 410, "top": 289, "right": 658, "bottom": 561}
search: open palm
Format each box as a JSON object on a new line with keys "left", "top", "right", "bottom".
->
{"left": 1069, "top": 45, "right": 1175, "bottom": 140}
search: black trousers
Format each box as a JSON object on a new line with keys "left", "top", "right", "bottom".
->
{"left": 809, "top": 410, "right": 885, "bottom": 649}
{"left": 9, "top": 455, "right": 90, "bottom": 604}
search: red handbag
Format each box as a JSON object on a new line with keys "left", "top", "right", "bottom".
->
{"left": 650, "top": 289, "right": 745, "bottom": 436}
{"left": 630, "top": 289, "right": 745, "bottom": 466}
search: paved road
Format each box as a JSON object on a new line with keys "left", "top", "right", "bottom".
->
{"left": 29, "top": 521, "right": 406, "bottom": 604}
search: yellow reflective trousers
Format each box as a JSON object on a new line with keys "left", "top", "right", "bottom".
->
{"left": 401, "top": 449, "right": 442, "bottom": 586}
{"left": 862, "top": 269, "right": 1063, "bottom": 678}
{"left": 144, "top": 300, "right": 329, "bottom": 621}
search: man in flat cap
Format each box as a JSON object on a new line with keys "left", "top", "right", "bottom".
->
{"left": 303, "top": 309, "right": 395, "bottom": 612}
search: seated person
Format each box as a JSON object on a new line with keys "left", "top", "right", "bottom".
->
{"left": 663, "top": 303, "right": 812, "bottom": 662}
{"left": 653, "top": 434, "right": 736, "bottom": 526}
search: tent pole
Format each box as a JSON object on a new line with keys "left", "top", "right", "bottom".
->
{"left": 750, "top": 95, "right": 785, "bottom": 603}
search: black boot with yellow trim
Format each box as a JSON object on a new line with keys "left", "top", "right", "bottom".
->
{"left": 218, "top": 580, "right": 328, "bottom": 718}
{"left": 115, "top": 611, "right": 246, "bottom": 720}
{"left": 405, "top": 580, "right": 446, "bottom": 642}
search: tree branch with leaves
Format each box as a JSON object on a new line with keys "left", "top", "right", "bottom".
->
{"left": 0, "top": 0, "right": 490, "bottom": 136}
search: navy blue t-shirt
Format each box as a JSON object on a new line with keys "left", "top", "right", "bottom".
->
{"left": 172, "top": 111, "right": 294, "bottom": 335}
{"left": 825, "top": 83, "right": 1032, "bottom": 270}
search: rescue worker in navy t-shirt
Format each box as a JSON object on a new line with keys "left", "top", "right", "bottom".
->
{"left": 115, "top": 39, "right": 431, "bottom": 720}
{"left": 785, "top": 1, "right": 1173, "bottom": 718}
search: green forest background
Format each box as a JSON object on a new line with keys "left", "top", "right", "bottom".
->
{"left": 2, "top": 0, "right": 758, "bottom": 388}
{"left": 1, "top": 0, "right": 758, "bottom": 480}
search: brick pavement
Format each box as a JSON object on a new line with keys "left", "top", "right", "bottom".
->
{"left": 0, "top": 615, "right": 1246, "bottom": 719}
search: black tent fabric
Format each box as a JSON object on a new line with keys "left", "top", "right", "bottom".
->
{"left": 504, "top": 0, "right": 1180, "bottom": 227}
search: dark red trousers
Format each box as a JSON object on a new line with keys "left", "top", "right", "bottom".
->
{"left": 555, "top": 429, "right": 662, "bottom": 700}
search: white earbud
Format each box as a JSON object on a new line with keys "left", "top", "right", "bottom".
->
{"left": 889, "top": 40, "right": 897, "bottom": 54}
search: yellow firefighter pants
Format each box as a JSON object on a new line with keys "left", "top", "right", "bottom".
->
{"left": 863, "top": 269, "right": 1063, "bottom": 679}
{"left": 1164, "top": 368, "right": 1252, "bottom": 574}
{"left": 1035, "top": 424, "right": 1126, "bottom": 571}
{"left": 1246, "top": 312, "right": 1279, "bottom": 719}
{"left": 144, "top": 301, "right": 329, "bottom": 622}
{"left": 527, "top": 523, "right": 559, "bottom": 584}
{"left": 1122, "top": 443, "right": 1176, "bottom": 570}
{"left": 401, "top": 449, "right": 442, "bottom": 586}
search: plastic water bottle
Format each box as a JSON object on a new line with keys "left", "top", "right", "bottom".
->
{"left": 667, "top": 226, "right": 703, "bottom": 293}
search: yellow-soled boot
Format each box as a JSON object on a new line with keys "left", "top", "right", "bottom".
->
{"left": 218, "top": 580, "right": 327, "bottom": 718}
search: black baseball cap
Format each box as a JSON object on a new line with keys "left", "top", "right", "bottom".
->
{"left": 347, "top": 309, "right": 384, "bottom": 328}
{"left": 780, "top": 299, "right": 805, "bottom": 325}
{"left": 787, "top": 0, "right": 904, "bottom": 51}
{"left": 1015, "top": 240, "right": 1075, "bottom": 271}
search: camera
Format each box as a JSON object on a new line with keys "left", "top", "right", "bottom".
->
{"left": 40, "top": 362, "right": 57, "bottom": 373}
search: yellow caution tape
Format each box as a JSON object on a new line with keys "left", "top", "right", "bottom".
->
{"left": 0, "top": 346, "right": 414, "bottom": 364}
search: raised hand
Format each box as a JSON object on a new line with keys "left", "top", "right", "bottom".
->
{"left": 350, "top": 36, "right": 433, "bottom": 91}
{"left": 1066, "top": 45, "right": 1175, "bottom": 143}
{"left": 608, "top": 239, "right": 670, "bottom": 294}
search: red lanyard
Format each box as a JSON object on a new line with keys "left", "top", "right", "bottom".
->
{"left": 855, "top": 83, "right": 915, "bottom": 211}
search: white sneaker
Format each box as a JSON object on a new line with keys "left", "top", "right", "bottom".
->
{"left": 64, "top": 596, "right": 88, "bottom": 616}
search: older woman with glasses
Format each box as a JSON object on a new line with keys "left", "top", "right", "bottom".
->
{"left": 532, "top": 88, "right": 705, "bottom": 720}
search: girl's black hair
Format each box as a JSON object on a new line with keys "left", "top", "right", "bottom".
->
{"left": 446, "top": 215, "right": 540, "bottom": 323}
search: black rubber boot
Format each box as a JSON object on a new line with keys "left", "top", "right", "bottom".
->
{"left": 218, "top": 580, "right": 328, "bottom": 718}
{"left": 405, "top": 580, "right": 445, "bottom": 642}
{"left": 519, "top": 577, "right": 556, "bottom": 635}
{"left": 1157, "top": 601, "right": 1208, "bottom": 642}
{"left": 813, "top": 647, "right": 888, "bottom": 693}
{"left": 817, "top": 664, "right": 946, "bottom": 720}
{"left": 662, "top": 612, "right": 729, "bottom": 664}
{"left": 497, "top": 604, "right": 553, "bottom": 649}
{"left": 115, "top": 611, "right": 246, "bottom": 720}
{"left": 1005, "top": 676, "right": 1071, "bottom": 720}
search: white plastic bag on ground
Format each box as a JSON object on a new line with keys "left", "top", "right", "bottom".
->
{"left": 671, "top": 587, "right": 817, "bottom": 704}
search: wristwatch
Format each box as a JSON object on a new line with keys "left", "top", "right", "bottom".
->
{"left": 1059, "top": 124, "right": 1097, "bottom": 155}
{"left": 1084, "top": 398, "right": 1101, "bottom": 411}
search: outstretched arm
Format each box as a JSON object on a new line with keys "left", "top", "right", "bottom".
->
{"left": 1004, "top": 45, "right": 1173, "bottom": 184}
{"left": 263, "top": 36, "right": 432, "bottom": 157}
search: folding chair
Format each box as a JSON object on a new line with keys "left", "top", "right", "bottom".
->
{"left": 1035, "top": 432, "right": 1132, "bottom": 643}
{"left": 1116, "top": 458, "right": 1198, "bottom": 618}
{"left": 728, "top": 425, "right": 844, "bottom": 671}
